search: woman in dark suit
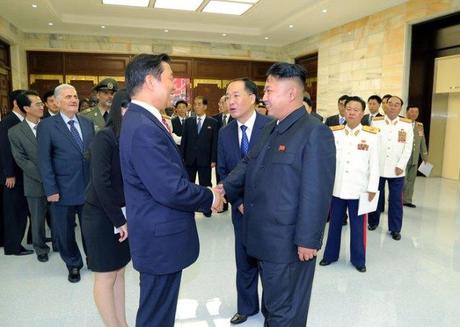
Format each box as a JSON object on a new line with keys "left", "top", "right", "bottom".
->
{"left": 82, "top": 89, "right": 130, "bottom": 327}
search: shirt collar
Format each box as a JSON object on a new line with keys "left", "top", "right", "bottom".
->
{"left": 60, "top": 112, "right": 78, "bottom": 124}
{"left": 12, "top": 110, "right": 24, "bottom": 122}
{"left": 345, "top": 124, "right": 361, "bottom": 136}
{"left": 384, "top": 115, "right": 399, "bottom": 125}
{"left": 131, "top": 99, "right": 162, "bottom": 123}
{"left": 237, "top": 110, "right": 256, "bottom": 131}
{"left": 196, "top": 114, "right": 206, "bottom": 120}
{"left": 25, "top": 118, "right": 39, "bottom": 131}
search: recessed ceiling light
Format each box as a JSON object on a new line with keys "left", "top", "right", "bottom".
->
{"left": 288, "top": 24, "right": 294, "bottom": 28}
{"left": 222, "top": 33, "right": 227, "bottom": 37}
{"left": 32, "top": 4, "right": 37, "bottom": 8}
{"left": 154, "top": 0, "right": 202, "bottom": 11}
{"left": 203, "top": 1, "right": 253, "bottom": 15}
{"left": 103, "top": 0, "right": 150, "bottom": 7}
{"left": 101, "top": 25, "right": 106, "bottom": 29}
{"left": 264, "top": 36, "right": 269, "bottom": 40}
{"left": 164, "top": 29, "right": 169, "bottom": 32}
{"left": 322, "top": 9, "right": 328, "bottom": 13}
{"left": 48, "top": 22, "right": 54, "bottom": 26}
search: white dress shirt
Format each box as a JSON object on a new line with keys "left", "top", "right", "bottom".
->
{"left": 60, "top": 112, "right": 82, "bottom": 139}
{"left": 372, "top": 115, "right": 413, "bottom": 178}
{"left": 237, "top": 111, "right": 257, "bottom": 146}
{"left": 25, "top": 119, "right": 39, "bottom": 137}
{"left": 331, "top": 124, "right": 380, "bottom": 199}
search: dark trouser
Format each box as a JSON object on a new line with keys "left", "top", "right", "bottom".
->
{"left": 368, "top": 177, "right": 404, "bottom": 233}
{"left": 27, "top": 196, "right": 50, "bottom": 256}
{"left": 233, "top": 212, "right": 261, "bottom": 316}
{"left": 259, "top": 259, "right": 316, "bottom": 327}
{"left": 186, "top": 164, "right": 212, "bottom": 187}
{"left": 50, "top": 203, "right": 85, "bottom": 269}
{"left": 136, "top": 270, "right": 182, "bottom": 327}
{"left": 3, "top": 185, "right": 29, "bottom": 254}
{"left": 323, "top": 197, "right": 367, "bottom": 267}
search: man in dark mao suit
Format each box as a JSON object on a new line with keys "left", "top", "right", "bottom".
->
{"left": 221, "top": 63, "right": 336, "bottom": 327}
{"left": 119, "top": 53, "right": 224, "bottom": 327}
{"left": 38, "top": 84, "right": 95, "bottom": 283}
{"left": 218, "top": 78, "right": 271, "bottom": 324}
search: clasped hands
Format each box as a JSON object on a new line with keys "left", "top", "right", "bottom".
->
{"left": 210, "top": 184, "right": 227, "bottom": 213}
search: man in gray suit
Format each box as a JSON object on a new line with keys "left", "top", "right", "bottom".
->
{"left": 8, "top": 90, "right": 50, "bottom": 262}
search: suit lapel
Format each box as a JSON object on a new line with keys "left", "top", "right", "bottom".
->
{"left": 229, "top": 122, "right": 241, "bottom": 161}
{"left": 54, "top": 115, "right": 82, "bottom": 153}
{"left": 249, "top": 114, "right": 264, "bottom": 150}
{"left": 77, "top": 117, "right": 92, "bottom": 151}
{"left": 19, "top": 120, "right": 37, "bottom": 146}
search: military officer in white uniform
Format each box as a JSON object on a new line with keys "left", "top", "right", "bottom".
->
{"left": 319, "top": 96, "right": 380, "bottom": 272}
{"left": 368, "top": 96, "right": 413, "bottom": 240}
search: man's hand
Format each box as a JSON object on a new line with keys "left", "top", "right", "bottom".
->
{"left": 297, "top": 246, "right": 317, "bottom": 262}
{"left": 47, "top": 193, "right": 60, "bottom": 202}
{"left": 395, "top": 167, "right": 404, "bottom": 176}
{"left": 238, "top": 204, "right": 244, "bottom": 215}
{"left": 211, "top": 186, "right": 226, "bottom": 213}
{"left": 211, "top": 162, "right": 216, "bottom": 168}
{"left": 5, "top": 177, "right": 15, "bottom": 189}
{"left": 215, "top": 183, "right": 226, "bottom": 196}
{"left": 368, "top": 192, "right": 376, "bottom": 202}
{"left": 118, "top": 223, "right": 128, "bottom": 242}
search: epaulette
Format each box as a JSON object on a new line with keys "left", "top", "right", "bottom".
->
{"left": 416, "top": 122, "right": 424, "bottom": 126}
{"left": 399, "top": 117, "right": 412, "bottom": 123}
{"left": 362, "top": 126, "right": 379, "bottom": 134}
{"left": 80, "top": 107, "right": 92, "bottom": 114}
{"left": 373, "top": 116, "right": 384, "bottom": 121}
{"left": 330, "top": 125, "right": 345, "bottom": 132}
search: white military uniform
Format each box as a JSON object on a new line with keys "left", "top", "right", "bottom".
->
{"left": 372, "top": 115, "right": 413, "bottom": 177}
{"left": 332, "top": 124, "right": 380, "bottom": 199}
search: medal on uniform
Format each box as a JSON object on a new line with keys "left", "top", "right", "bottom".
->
{"left": 357, "top": 140, "right": 368, "bottom": 151}
{"left": 398, "top": 129, "right": 406, "bottom": 143}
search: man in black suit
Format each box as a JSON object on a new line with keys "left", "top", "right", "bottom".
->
{"left": 303, "top": 96, "right": 323, "bottom": 122}
{"left": 0, "top": 89, "right": 32, "bottom": 256}
{"left": 180, "top": 96, "right": 218, "bottom": 216}
{"left": 221, "top": 63, "right": 336, "bottom": 326}
{"left": 9, "top": 90, "right": 50, "bottom": 262}
{"left": 218, "top": 78, "right": 271, "bottom": 324}
{"left": 362, "top": 95, "right": 383, "bottom": 126}
{"left": 171, "top": 100, "right": 188, "bottom": 137}
{"left": 325, "top": 94, "right": 349, "bottom": 126}
{"left": 38, "top": 84, "right": 95, "bottom": 282}
{"left": 43, "top": 90, "right": 59, "bottom": 118}
{"left": 214, "top": 95, "right": 234, "bottom": 129}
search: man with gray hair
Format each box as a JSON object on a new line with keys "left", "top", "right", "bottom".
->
{"left": 38, "top": 84, "right": 95, "bottom": 282}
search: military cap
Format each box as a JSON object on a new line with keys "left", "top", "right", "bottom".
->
{"left": 94, "top": 78, "right": 119, "bottom": 92}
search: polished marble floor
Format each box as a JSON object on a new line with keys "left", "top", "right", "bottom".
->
{"left": 1, "top": 177, "right": 459, "bottom": 326}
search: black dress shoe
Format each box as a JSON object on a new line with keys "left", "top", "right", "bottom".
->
{"left": 319, "top": 259, "right": 331, "bottom": 266}
{"left": 68, "top": 268, "right": 81, "bottom": 283}
{"left": 37, "top": 253, "right": 49, "bottom": 262}
{"left": 16, "top": 246, "right": 34, "bottom": 256}
{"left": 391, "top": 232, "right": 401, "bottom": 241}
{"left": 355, "top": 265, "right": 366, "bottom": 273}
{"left": 203, "top": 211, "right": 212, "bottom": 217}
{"left": 230, "top": 313, "right": 247, "bottom": 324}
{"left": 368, "top": 224, "right": 378, "bottom": 231}
{"left": 45, "top": 237, "right": 52, "bottom": 243}
{"left": 403, "top": 203, "right": 416, "bottom": 208}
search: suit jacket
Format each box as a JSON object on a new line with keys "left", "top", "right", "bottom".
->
{"left": 361, "top": 112, "right": 383, "bottom": 126}
{"left": 310, "top": 111, "right": 323, "bottom": 122}
{"left": 85, "top": 127, "right": 126, "bottom": 227}
{"left": 8, "top": 120, "right": 44, "bottom": 197}
{"left": 218, "top": 113, "right": 271, "bottom": 219}
{"left": 213, "top": 112, "right": 234, "bottom": 130}
{"left": 408, "top": 122, "right": 428, "bottom": 165}
{"left": 324, "top": 114, "right": 345, "bottom": 126}
{"left": 37, "top": 114, "right": 94, "bottom": 205}
{"left": 180, "top": 116, "right": 218, "bottom": 166}
{"left": 0, "top": 112, "right": 23, "bottom": 185}
{"left": 223, "top": 107, "right": 336, "bottom": 264}
{"left": 119, "top": 102, "right": 213, "bottom": 275}
{"left": 171, "top": 116, "right": 186, "bottom": 137}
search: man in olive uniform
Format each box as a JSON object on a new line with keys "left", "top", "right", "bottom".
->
{"left": 80, "top": 78, "right": 118, "bottom": 132}
{"left": 403, "top": 106, "right": 428, "bottom": 208}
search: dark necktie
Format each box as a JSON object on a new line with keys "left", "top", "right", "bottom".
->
{"left": 103, "top": 111, "right": 109, "bottom": 123}
{"left": 197, "top": 117, "right": 202, "bottom": 134}
{"left": 240, "top": 125, "right": 249, "bottom": 158}
{"left": 161, "top": 117, "right": 171, "bottom": 134}
{"left": 68, "top": 120, "right": 83, "bottom": 152}
{"left": 222, "top": 114, "right": 227, "bottom": 126}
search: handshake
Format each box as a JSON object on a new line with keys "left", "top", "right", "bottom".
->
{"left": 211, "top": 184, "right": 226, "bottom": 213}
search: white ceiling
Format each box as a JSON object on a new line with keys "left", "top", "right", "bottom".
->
{"left": 1, "top": 0, "right": 407, "bottom": 47}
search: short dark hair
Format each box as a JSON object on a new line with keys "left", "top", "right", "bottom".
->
{"left": 345, "top": 96, "right": 366, "bottom": 111}
{"left": 175, "top": 100, "right": 188, "bottom": 108}
{"left": 8, "top": 89, "right": 26, "bottom": 109}
{"left": 367, "top": 95, "right": 382, "bottom": 104}
{"left": 194, "top": 96, "right": 208, "bottom": 106}
{"left": 338, "top": 95, "right": 349, "bottom": 103}
{"left": 43, "top": 90, "right": 55, "bottom": 103}
{"left": 125, "top": 53, "right": 171, "bottom": 97}
{"left": 16, "top": 90, "right": 40, "bottom": 113}
{"left": 303, "top": 96, "right": 313, "bottom": 107}
{"left": 382, "top": 94, "right": 392, "bottom": 101}
{"left": 107, "top": 89, "right": 130, "bottom": 138}
{"left": 229, "top": 77, "right": 258, "bottom": 99}
{"left": 266, "top": 62, "right": 307, "bottom": 85}
{"left": 407, "top": 105, "right": 419, "bottom": 111}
